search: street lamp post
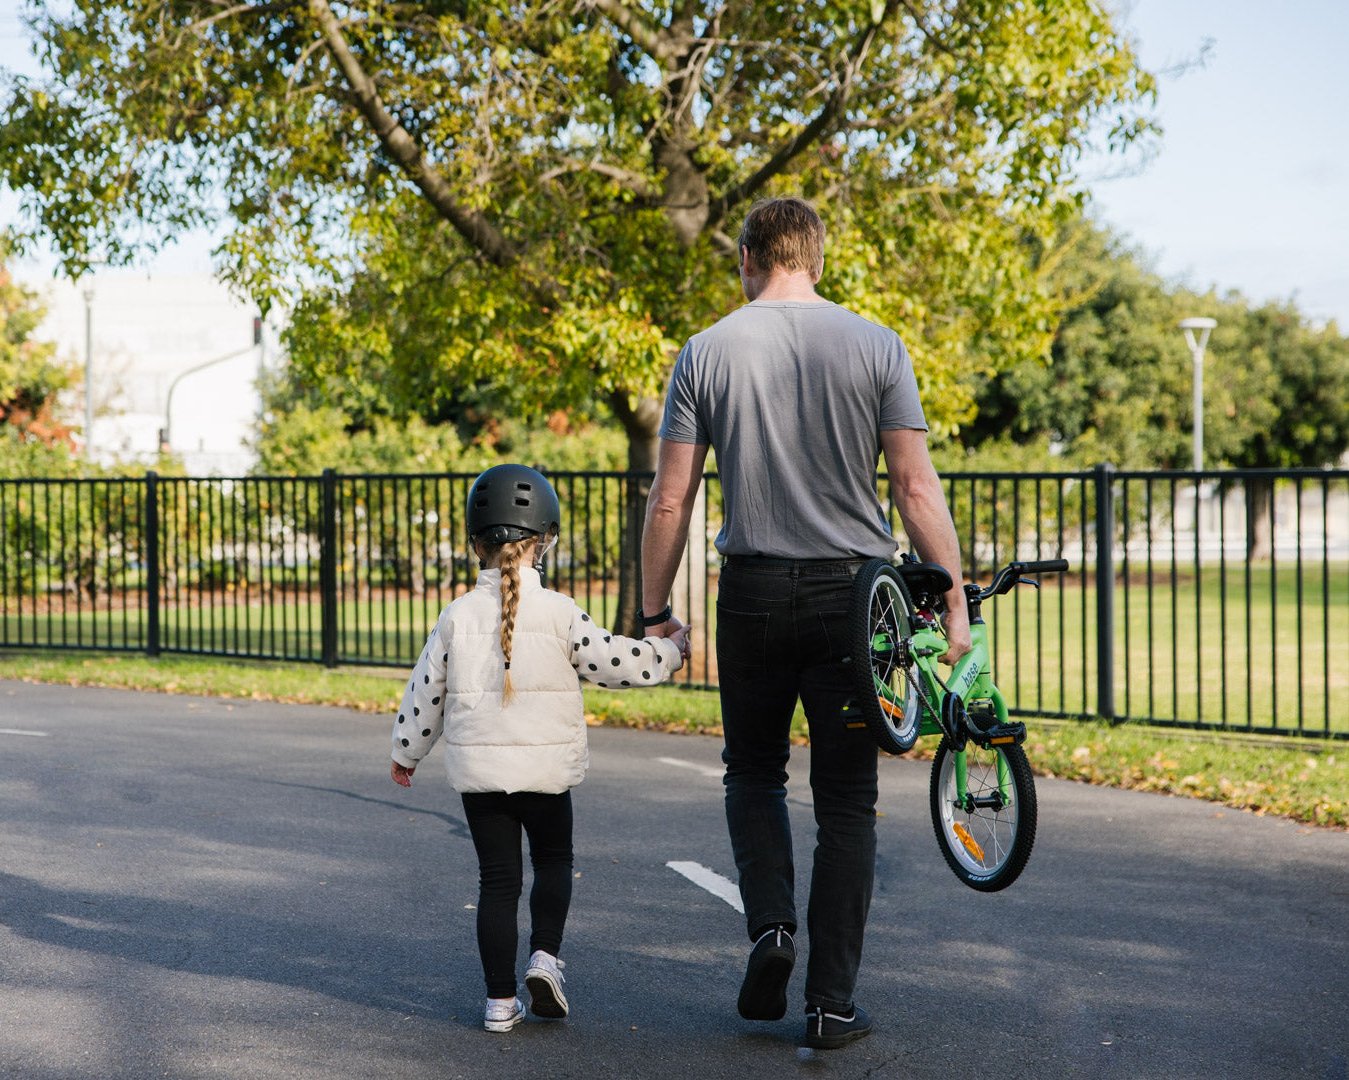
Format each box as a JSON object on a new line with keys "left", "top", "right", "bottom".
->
{"left": 1178, "top": 317, "right": 1216, "bottom": 472}
{"left": 160, "top": 316, "right": 266, "bottom": 452}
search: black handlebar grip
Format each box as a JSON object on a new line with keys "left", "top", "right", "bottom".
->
{"left": 1017, "top": 559, "right": 1069, "bottom": 574}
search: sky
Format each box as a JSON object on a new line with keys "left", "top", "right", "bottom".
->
{"left": 1083, "top": 0, "right": 1349, "bottom": 328}
{"left": 1, "top": 0, "right": 1347, "bottom": 327}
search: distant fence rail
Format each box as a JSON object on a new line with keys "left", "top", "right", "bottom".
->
{"left": 2, "top": 467, "right": 1345, "bottom": 740}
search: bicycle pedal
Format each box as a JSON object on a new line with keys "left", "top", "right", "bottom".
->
{"left": 967, "top": 719, "right": 1026, "bottom": 748}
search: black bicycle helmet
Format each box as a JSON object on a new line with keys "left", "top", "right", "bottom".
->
{"left": 466, "top": 464, "right": 561, "bottom": 545}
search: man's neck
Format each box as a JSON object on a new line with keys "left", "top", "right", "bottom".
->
{"left": 748, "top": 268, "right": 825, "bottom": 303}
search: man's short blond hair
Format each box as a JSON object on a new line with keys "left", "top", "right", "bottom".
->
{"left": 737, "top": 197, "right": 826, "bottom": 275}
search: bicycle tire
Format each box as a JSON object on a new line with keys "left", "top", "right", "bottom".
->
{"left": 848, "top": 559, "right": 922, "bottom": 755}
{"left": 929, "top": 735, "right": 1037, "bottom": 891}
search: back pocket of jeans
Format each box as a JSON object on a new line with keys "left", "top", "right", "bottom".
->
{"left": 715, "top": 605, "right": 770, "bottom": 677}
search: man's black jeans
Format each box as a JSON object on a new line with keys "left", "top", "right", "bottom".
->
{"left": 716, "top": 556, "right": 879, "bottom": 1013}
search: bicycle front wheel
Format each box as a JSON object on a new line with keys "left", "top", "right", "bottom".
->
{"left": 929, "top": 736, "right": 1037, "bottom": 891}
{"left": 848, "top": 559, "right": 922, "bottom": 755}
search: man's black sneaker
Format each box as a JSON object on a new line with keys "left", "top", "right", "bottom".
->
{"left": 737, "top": 926, "right": 795, "bottom": 1020}
{"left": 804, "top": 1003, "right": 873, "bottom": 1049}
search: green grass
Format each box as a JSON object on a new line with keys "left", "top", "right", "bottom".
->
{"left": 973, "top": 564, "right": 1348, "bottom": 736}
{"left": 0, "top": 650, "right": 1342, "bottom": 829}
{"left": 6, "top": 562, "right": 1344, "bottom": 735}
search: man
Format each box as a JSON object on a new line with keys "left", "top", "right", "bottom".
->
{"left": 639, "top": 196, "right": 970, "bottom": 1050}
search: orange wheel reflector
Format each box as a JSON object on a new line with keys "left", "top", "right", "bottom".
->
{"left": 952, "top": 821, "right": 985, "bottom": 862}
{"left": 877, "top": 695, "right": 906, "bottom": 720}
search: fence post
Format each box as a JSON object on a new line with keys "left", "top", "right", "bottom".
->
{"left": 145, "top": 471, "right": 160, "bottom": 657}
{"left": 1093, "top": 462, "right": 1116, "bottom": 721}
{"left": 320, "top": 469, "right": 338, "bottom": 667}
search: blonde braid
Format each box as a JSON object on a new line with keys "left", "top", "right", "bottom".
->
{"left": 497, "top": 539, "right": 529, "bottom": 705}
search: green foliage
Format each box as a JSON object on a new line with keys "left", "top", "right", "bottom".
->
{"left": 0, "top": 477, "right": 145, "bottom": 598}
{"left": 1222, "top": 303, "right": 1349, "bottom": 469}
{"left": 252, "top": 382, "right": 627, "bottom": 477}
{"left": 0, "top": 0, "right": 1156, "bottom": 462}
{"left": 0, "top": 244, "right": 77, "bottom": 454}
{"left": 965, "top": 219, "right": 1349, "bottom": 469}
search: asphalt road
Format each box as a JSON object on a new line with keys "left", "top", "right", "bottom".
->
{"left": 0, "top": 680, "right": 1344, "bottom": 1080}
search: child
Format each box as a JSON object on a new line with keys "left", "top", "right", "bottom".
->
{"left": 390, "top": 464, "right": 690, "bottom": 1032}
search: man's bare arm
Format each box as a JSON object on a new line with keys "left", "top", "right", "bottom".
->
{"left": 880, "top": 427, "right": 971, "bottom": 663}
{"left": 641, "top": 439, "right": 709, "bottom": 635}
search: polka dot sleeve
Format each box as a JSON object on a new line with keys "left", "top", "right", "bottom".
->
{"left": 567, "top": 606, "right": 683, "bottom": 689}
{"left": 392, "top": 617, "right": 449, "bottom": 769}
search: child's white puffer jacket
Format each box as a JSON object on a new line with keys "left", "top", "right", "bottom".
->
{"left": 392, "top": 567, "right": 683, "bottom": 794}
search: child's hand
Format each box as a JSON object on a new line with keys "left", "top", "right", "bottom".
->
{"left": 669, "top": 622, "right": 692, "bottom": 659}
{"left": 391, "top": 761, "right": 416, "bottom": 787}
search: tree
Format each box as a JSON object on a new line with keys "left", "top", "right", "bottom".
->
{"left": 2, "top": 1, "right": 1154, "bottom": 451}
{"left": 0, "top": 243, "right": 78, "bottom": 470}
{"left": 1, "top": 0, "right": 1154, "bottom": 623}
{"left": 1217, "top": 301, "right": 1349, "bottom": 556}
{"left": 965, "top": 220, "right": 1346, "bottom": 466}
{"left": 966, "top": 217, "right": 1349, "bottom": 557}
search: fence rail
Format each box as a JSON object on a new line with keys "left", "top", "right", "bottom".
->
{"left": 2, "top": 467, "right": 1345, "bottom": 739}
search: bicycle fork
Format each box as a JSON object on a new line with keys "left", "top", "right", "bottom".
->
{"left": 941, "top": 640, "right": 1023, "bottom": 814}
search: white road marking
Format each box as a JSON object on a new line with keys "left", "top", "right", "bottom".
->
{"left": 666, "top": 861, "right": 743, "bottom": 914}
{"left": 0, "top": 728, "right": 49, "bottom": 737}
{"left": 657, "top": 756, "right": 723, "bottom": 780}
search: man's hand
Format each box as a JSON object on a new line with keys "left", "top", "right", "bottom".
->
{"left": 940, "top": 602, "right": 972, "bottom": 666}
{"left": 668, "top": 621, "right": 692, "bottom": 660}
{"left": 648, "top": 615, "right": 693, "bottom": 658}
{"left": 391, "top": 761, "right": 415, "bottom": 787}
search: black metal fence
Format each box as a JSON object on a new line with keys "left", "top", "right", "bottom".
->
{"left": 2, "top": 467, "right": 1345, "bottom": 739}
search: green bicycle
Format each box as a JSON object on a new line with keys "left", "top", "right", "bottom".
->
{"left": 848, "top": 555, "right": 1068, "bottom": 891}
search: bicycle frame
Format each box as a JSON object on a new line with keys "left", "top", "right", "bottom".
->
{"left": 856, "top": 556, "right": 1065, "bottom": 889}
{"left": 876, "top": 596, "right": 1019, "bottom": 802}
{"left": 905, "top": 623, "right": 1010, "bottom": 722}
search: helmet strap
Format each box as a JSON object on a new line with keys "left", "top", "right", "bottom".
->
{"left": 533, "top": 529, "right": 557, "bottom": 572}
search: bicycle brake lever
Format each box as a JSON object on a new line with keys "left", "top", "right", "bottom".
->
{"left": 1017, "top": 577, "right": 1040, "bottom": 590}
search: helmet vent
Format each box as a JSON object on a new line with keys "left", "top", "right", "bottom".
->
{"left": 465, "top": 464, "right": 559, "bottom": 540}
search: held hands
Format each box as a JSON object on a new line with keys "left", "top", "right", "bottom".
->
{"left": 390, "top": 761, "right": 416, "bottom": 787}
{"left": 649, "top": 614, "right": 693, "bottom": 660}
{"left": 668, "top": 621, "right": 692, "bottom": 660}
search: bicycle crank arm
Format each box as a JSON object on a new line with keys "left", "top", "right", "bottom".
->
{"left": 940, "top": 694, "right": 1027, "bottom": 750}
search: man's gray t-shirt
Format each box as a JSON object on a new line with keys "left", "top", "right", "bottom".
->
{"left": 659, "top": 300, "right": 927, "bottom": 559}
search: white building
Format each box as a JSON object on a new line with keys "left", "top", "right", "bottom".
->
{"left": 30, "top": 269, "right": 272, "bottom": 475}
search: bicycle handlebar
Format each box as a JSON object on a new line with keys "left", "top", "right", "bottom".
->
{"left": 976, "top": 558, "right": 1070, "bottom": 600}
{"left": 1015, "top": 559, "right": 1070, "bottom": 575}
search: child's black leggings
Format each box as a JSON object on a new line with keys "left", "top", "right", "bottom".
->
{"left": 461, "top": 789, "right": 574, "bottom": 999}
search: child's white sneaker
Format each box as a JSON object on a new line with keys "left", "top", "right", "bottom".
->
{"left": 524, "top": 950, "right": 568, "bottom": 1019}
{"left": 483, "top": 996, "right": 525, "bottom": 1032}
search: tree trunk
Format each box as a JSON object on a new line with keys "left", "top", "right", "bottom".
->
{"left": 1245, "top": 475, "right": 1274, "bottom": 561}
{"left": 612, "top": 393, "right": 663, "bottom": 637}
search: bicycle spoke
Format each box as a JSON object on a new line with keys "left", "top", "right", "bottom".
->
{"left": 850, "top": 560, "right": 923, "bottom": 755}
{"left": 931, "top": 737, "right": 1037, "bottom": 892}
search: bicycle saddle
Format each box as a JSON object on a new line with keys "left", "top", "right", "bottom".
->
{"left": 896, "top": 561, "right": 953, "bottom": 604}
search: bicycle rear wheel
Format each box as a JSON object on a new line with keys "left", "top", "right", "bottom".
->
{"left": 929, "top": 736, "right": 1037, "bottom": 891}
{"left": 848, "top": 559, "right": 922, "bottom": 755}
